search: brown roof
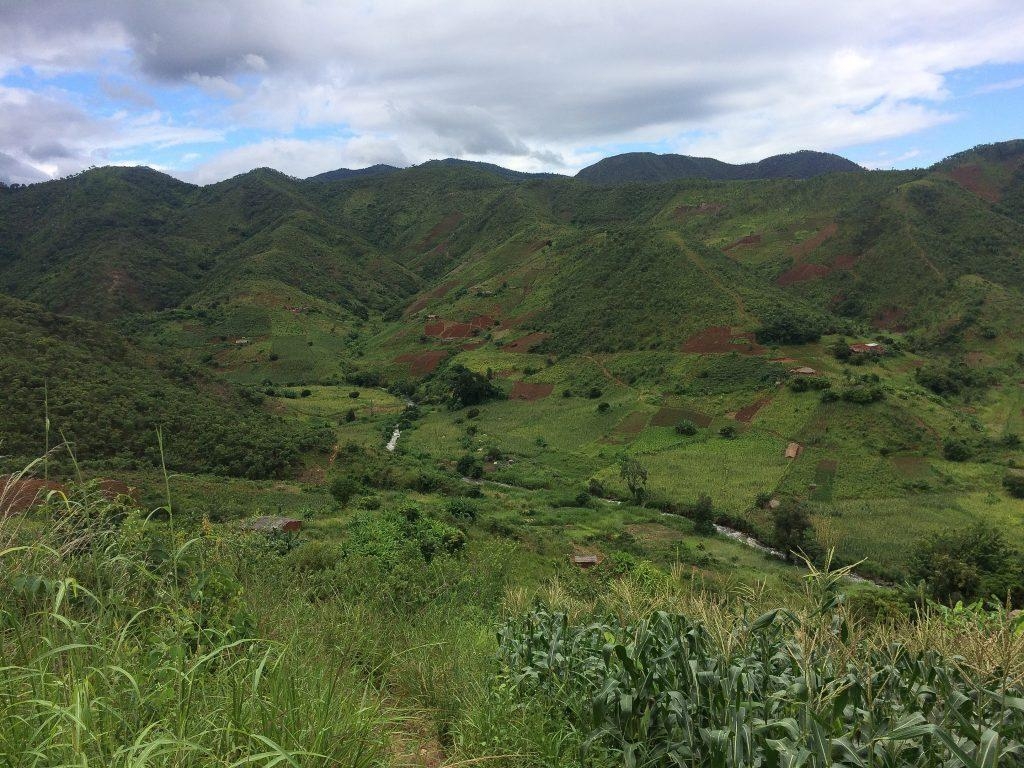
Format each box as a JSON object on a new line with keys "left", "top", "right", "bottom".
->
{"left": 850, "top": 342, "right": 885, "bottom": 354}
{"left": 248, "top": 516, "right": 302, "bottom": 533}
{"left": 790, "top": 366, "right": 817, "bottom": 375}
{"left": 784, "top": 442, "right": 803, "bottom": 459}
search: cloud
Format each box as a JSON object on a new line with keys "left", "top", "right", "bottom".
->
{"left": 183, "top": 135, "right": 409, "bottom": 184}
{"left": 2, "top": 0, "right": 1024, "bottom": 180}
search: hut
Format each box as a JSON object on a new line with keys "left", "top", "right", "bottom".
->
{"left": 248, "top": 516, "right": 302, "bottom": 533}
{"left": 571, "top": 554, "right": 600, "bottom": 569}
{"left": 784, "top": 442, "right": 803, "bottom": 459}
{"left": 790, "top": 366, "right": 818, "bottom": 375}
{"left": 849, "top": 342, "right": 885, "bottom": 355}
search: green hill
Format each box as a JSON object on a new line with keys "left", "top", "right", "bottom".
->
{"left": 575, "top": 149, "right": 863, "bottom": 184}
{"left": 0, "top": 295, "right": 331, "bottom": 477}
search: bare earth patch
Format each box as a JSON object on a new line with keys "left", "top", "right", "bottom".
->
{"left": 503, "top": 331, "right": 550, "bottom": 353}
{"left": 723, "top": 233, "right": 762, "bottom": 251}
{"left": 789, "top": 222, "right": 837, "bottom": 258}
{"left": 651, "top": 405, "right": 712, "bottom": 428}
{"left": 681, "top": 326, "right": 763, "bottom": 354}
{"left": 395, "top": 350, "right": 449, "bottom": 375}
{"left": 734, "top": 396, "right": 772, "bottom": 423}
{"left": 776, "top": 262, "right": 830, "bottom": 286}
{"left": 949, "top": 165, "right": 1000, "bottom": 203}
{"left": 510, "top": 381, "right": 554, "bottom": 401}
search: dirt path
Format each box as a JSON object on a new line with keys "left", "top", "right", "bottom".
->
{"left": 585, "top": 354, "right": 629, "bottom": 388}
{"left": 664, "top": 231, "right": 754, "bottom": 324}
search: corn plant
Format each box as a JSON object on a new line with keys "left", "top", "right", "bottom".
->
{"left": 497, "top": 569, "right": 1024, "bottom": 767}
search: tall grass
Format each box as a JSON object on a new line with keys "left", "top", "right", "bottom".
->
{"left": 0, "top": 480, "right": 391, "bottom": 767}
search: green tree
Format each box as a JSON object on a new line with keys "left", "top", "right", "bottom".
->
{"left": 692, "top": 493, "right": 715, "bottom": 535}
{"left": 772, "top": 501, "right": 819, "bottom": 563}
{"left": 329, "top": 476, "right": 360, "bottom": 507}
{"left": 910, "top": 523, "right": 1022, "bottom": 605}
{"left": 619, "top": 457, "right": 648, "bottom": 505}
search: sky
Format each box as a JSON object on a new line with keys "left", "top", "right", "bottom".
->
{"left": 1, "top": 0, "right": 1024, "bottom": 185}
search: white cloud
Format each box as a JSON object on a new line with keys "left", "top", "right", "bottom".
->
{"left": 2, "top": 0, "right": 1024, "bottom": 181}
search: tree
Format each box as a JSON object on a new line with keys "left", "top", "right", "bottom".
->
{"left": 910, "top": 523, "right": 1022, "bottom": 605}
{"left": 772, "top": 501, "right": 819, "bottom": 563}
{"left": 329, "top": 475, "right": 360, "bottom": 507}
{"left": 692, "top": 493, "right": 715, "bottom": 535}
{"left": 675, "top": 420, "right": 697, "bottom": 436}
{"left": 619, "top": 457, "right": 648, "bottom": 504}
{"left": 446, "top": 364, "right": 501, "bottom": 408}
{"left": 756, "top": 305, "right": 825, "bottom": 345}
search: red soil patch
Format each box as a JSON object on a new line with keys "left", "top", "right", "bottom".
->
{"left": 723, "top": 233, "right": 762, "bottom": 251}
{"left": 461, "top": 340, "right": 486, "bottom": 351}
{"left": 770, "top": 357, "right": 797, "bottom": 363}
{"left": 470, "top": 315, "right": 495, "bottom": 329}
{"left": 817, "top": 458, "right": 838, "bottom": 473}
{"left": 681, "top": 326, "right": 763, "bottom": 354}
{"left": 395, "top": 350, "right": 448, "bottom": 376}
{"left": 776, "top": 262, "right": 830, "bottom": 286}
{"left": 415, "top": 212, "right": 464, "bottom": 251}
{"left": 493, "top": 369, "right": 517, "bottom": 378}
{"left": 734, "top": 396, "right": 772, "bottom": 423}
{"left": 1, "top": 476, "right": 137, "bottom": 517}
{"left": 510, "top": 381, "right": 554, "bottom": 401}
{"left": 949, "top": 165, "right": 1000, "bottom": 203}
{"left": 651, "top": 406, "right": 712, "bottom": 428}
{"left": 871, "top": 305, "right": 908, "bottom": 332}
{"left": 832, "top": 253, "right": 860, "bottom": 270}
{"left": 503, "top": 332, "right": 550, "bottom": 353}
{"left": 423, "top": 319, "right": 479, "bottom": 339}
{"left": 789, "top": 223, "right": 837, "bottom": 259}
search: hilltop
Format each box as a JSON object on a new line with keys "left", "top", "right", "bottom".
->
{"left": 575, "top": 149, "right": 863, "bottom": 184}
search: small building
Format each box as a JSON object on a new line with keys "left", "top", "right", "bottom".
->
{"left": 849, "top": 342, "right": 885, "bottom": 355}
{"left": 234, "top": 338, "right": 250, "bottom": 346}
{"left": 248, "top": 516, "right": 302, "bottom": 533}
{"left": 784, "top": 442, "right": 803, "bottom": 459}
{"left": 571, "top": 554, "right": 600, "bottom": 568}
{"left": 790, "top": 366, "right": 818, "bottom": 375}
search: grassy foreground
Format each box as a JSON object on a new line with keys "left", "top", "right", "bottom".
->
{"left": 3, "top": 469, "right": 1024, "bottom": 766}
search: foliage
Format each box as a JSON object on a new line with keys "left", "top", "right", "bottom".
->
{"left": 911, "top": 523, "right": 1023, "bottom": 605}
{"left": 619, "top": 456, "right": 648, "bottom": 504}
{"left": 692, "top": 493, "right": 715, "bottom": 535}
{"left": 772, "top": 500, "right": 819, "bottom": 563}
{"left": 756, "top": 304, "right": 826, "bottom": 345}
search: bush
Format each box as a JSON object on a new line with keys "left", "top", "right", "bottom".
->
{"left": 719, "top": 424, "right": 737, "bottom": 439}
{"left": 456, "top": 454, "right": 483, "bottom": 479}
{"left": 344, "top": 408, "right": 356, "bottom": 422}
{"left": 597, "top": 402, "right": 610, "bottom": 413}
{"left": 755, "top": 305, "right": 825, "bottom": 345}
{"left": 910, "top": 523, "right": 1022, "bottom": 605}
{"left": 674, "top": 420, "right": 697, "bottom": 436}
{"left": 446, "top": 498, "right": 478, "bottom": 523}
{"left": 349, "top": 390, "right": 360, "bottom": 398}
{"left": 329, "top": 476, "right": 360, "bottom": 506}
{"left": 1003, "top": 472, "right": 1024, "bottom": 499}
{"left": 942, "top": 438, "right": 972, "bottom": 462}
{"left": 587, "top": 387, "right": 603, "bottom": 399}
{"left": 841, "top": 384, "right": 884, "bottom": 404}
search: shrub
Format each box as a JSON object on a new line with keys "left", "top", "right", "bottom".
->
{"left": 587, "top": 387, "right": 603, "bottom": 399}
{"left": 772, "top": 500, "right": 819, "bottom": 563}
{"left": 349, "top": 390, "right": 360, "bottom": 398}
{"left": 674, "top": 420, "right": 697, "bottom": 436}
{"left": 719, "top": 424, "right": 737, "bottom": 439}
{"left": 466, "top": 407, "right": 480, "bottom": 419}
{"left": 942, "top": 438, "right": 972, "bottom": 462}
{"left": 841, "top": 384, "right": 884, "bottom": 404}
{"left": 755, "top": 305, "right": 825, "bottom": 345}
{"left": 329, "top": 476, "right": 360, "bottom": 506}
{"left": 446, "top": 498, "right": 478, "bottom": 523}
{"left": 1003, "top": 472, "right": 1024, "bottom": 499}
{"left": 344, "top": 408, "right": 356, "bottom": 423}
{"left": 910, "top": 523, "right": 1022, "bottom": 605}
{"left": 456, "top": 454, "right": 483, "bottom": 479}
{"left": 597, "top": 402, "right": 610, "bottom": 413}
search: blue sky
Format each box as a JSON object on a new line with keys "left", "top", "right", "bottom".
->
{"left": 1, "top": 0, "right": 1023, "bottom": 184}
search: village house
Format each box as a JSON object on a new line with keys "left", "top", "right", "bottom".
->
{"left": 849, "top": 342, "right": 885, "bottom": 355}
